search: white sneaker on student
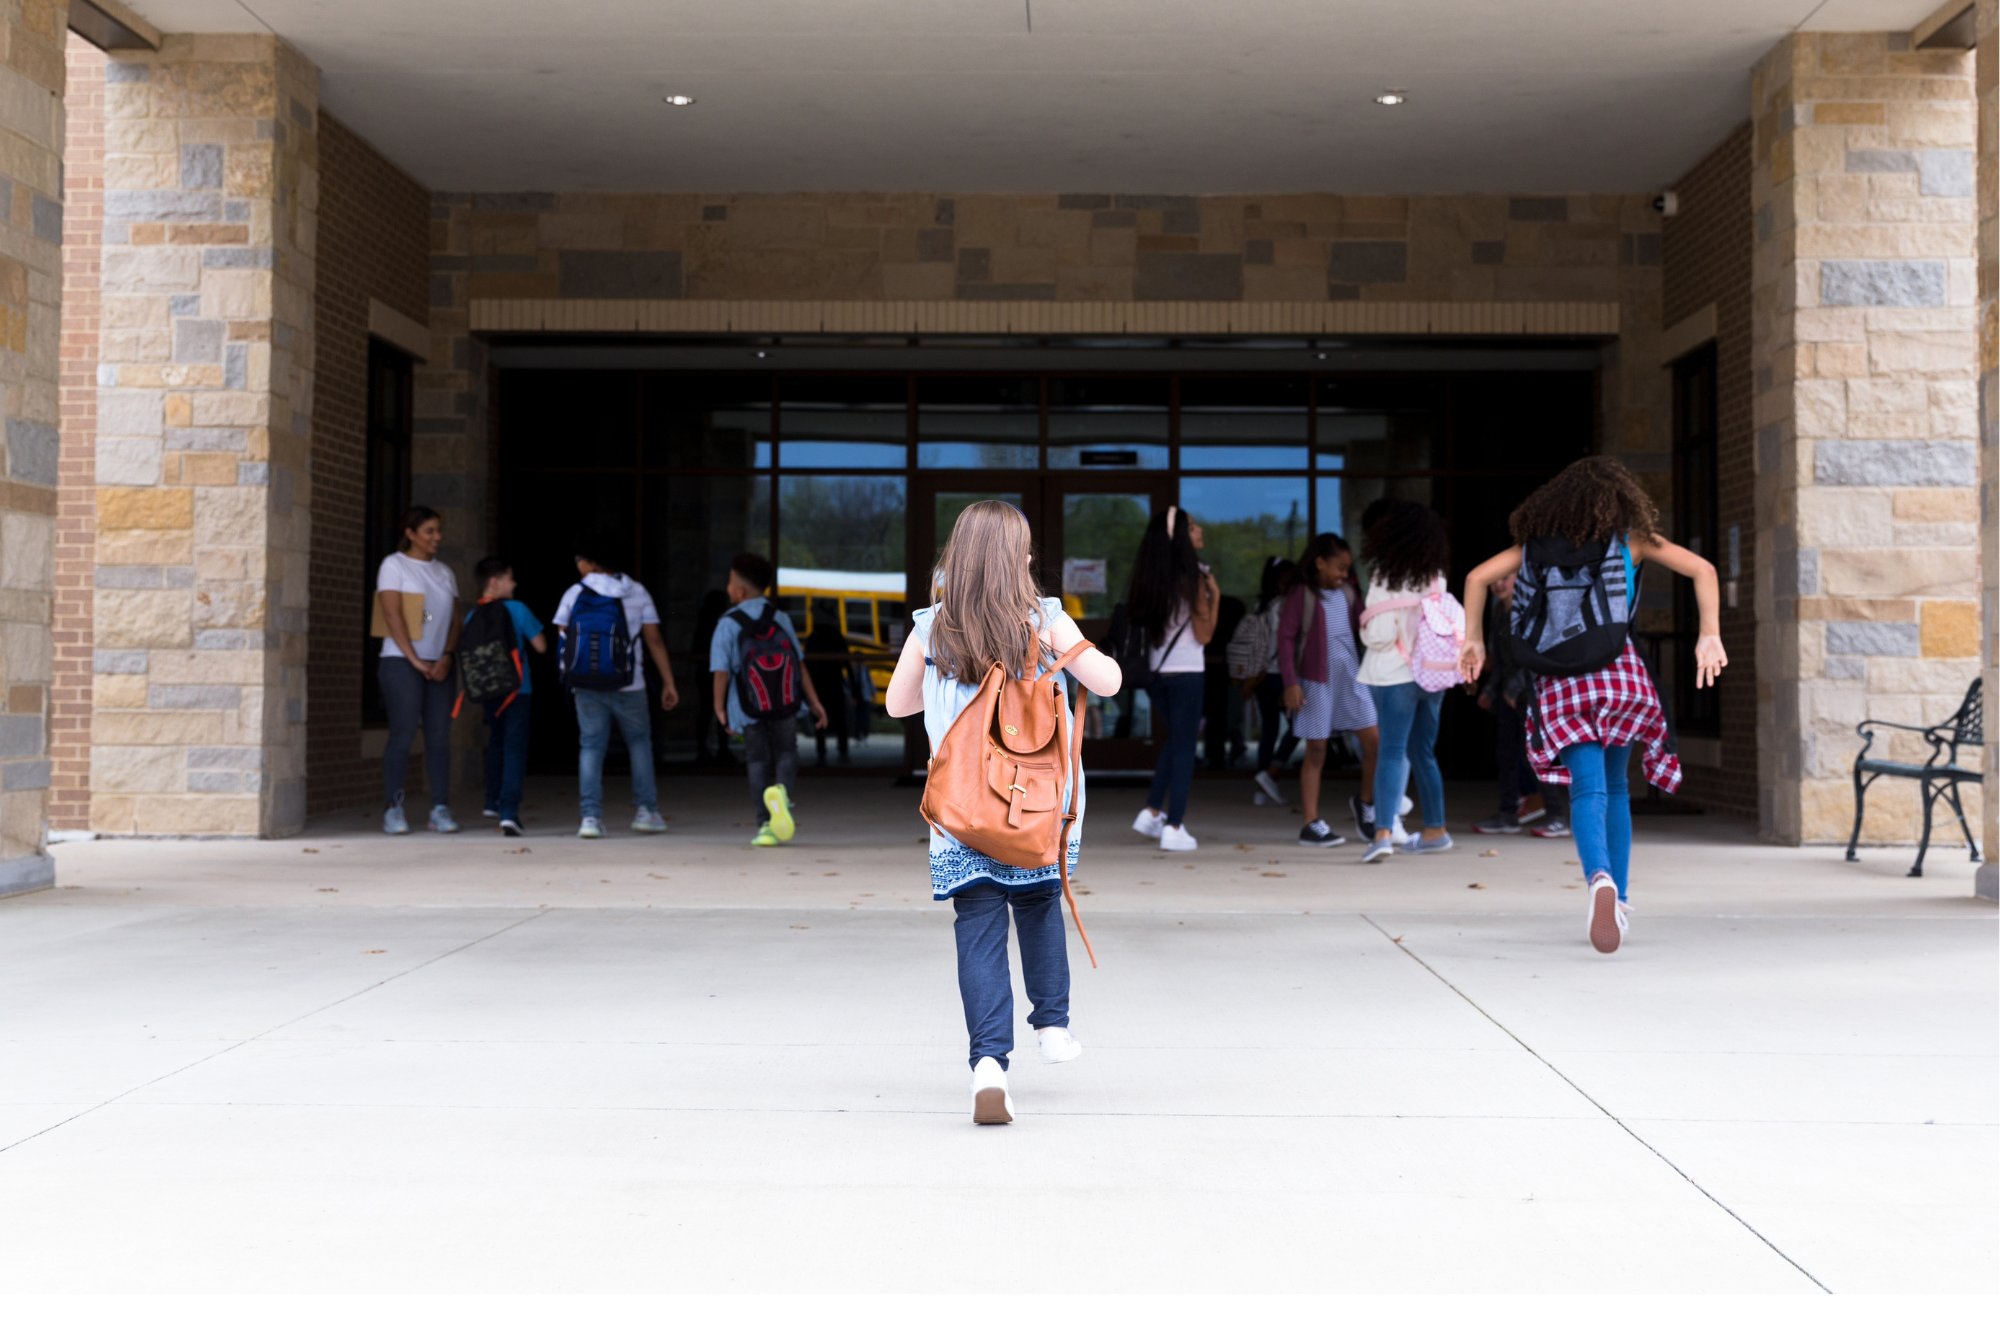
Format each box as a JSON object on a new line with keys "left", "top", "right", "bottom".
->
{"left": 1159, "top": 823, "right": 1198, "bottom": 852}
{"left": 1037, "top": 1027, "right": 1083, "bottom": 1064}
{"left": 970, "top": 1056, "right": 1014, "bottom": 1124}
{"left": 1398, "top": 794, "right": 1414, "bottom": 818}
{"left": 1587, "top": 872, "right": 1626, "bottom": 954}
{"left": 1132, "top": 807, "right": 1167, "bottom": 839}
{"left": 578, "top": 817, "right": 605, "bottom": 839}
{"left": 382, "top": 800, "right": 409, "bottom": 836}
{"left": 427, "top": 806, "right": 459, "bottom": 834}
{"left": 1253, "top": 770, "right": 1283, "bottom": 804}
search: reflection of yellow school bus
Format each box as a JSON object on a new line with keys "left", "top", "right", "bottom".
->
{"left": 774, "top": 567, "right": 906, "bottom": 692}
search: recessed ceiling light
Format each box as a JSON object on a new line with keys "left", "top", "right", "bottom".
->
{"left": 662, "top": 94, "right": 696, "bottom": 106}
{"left": 1375, "top": 89, "right": 1407, "bottom": 106}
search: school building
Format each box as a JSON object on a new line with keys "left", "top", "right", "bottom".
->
{"left": 0, "top": 1, "right": 1995, "bottom": 895}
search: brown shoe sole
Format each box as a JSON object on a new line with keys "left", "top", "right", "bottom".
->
{"left": 1589, "top": 883, "right": 1622, "bottom": 954}
{"left": 972, "top": 1087, "right": 1012, "bottom": 1124}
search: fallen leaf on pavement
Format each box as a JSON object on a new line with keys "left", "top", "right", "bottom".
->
{"left": 1480, "top": 849, "right": 1499, "bottom": 858}
{"left": 1468, "top": 882, "right": 1487, "bottom": 889}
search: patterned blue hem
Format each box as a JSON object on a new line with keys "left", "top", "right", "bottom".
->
{"left": 930, "top": 839, "right": 1082, "bottom": 900}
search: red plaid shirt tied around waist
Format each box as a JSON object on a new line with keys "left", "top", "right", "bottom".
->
{"left": 1527, "top": 642, "right": 1682, "bottom": 793}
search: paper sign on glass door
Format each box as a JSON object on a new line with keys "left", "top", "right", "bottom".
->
{"left": 1062, "top": 558, "right": 1107, "bottom": 595}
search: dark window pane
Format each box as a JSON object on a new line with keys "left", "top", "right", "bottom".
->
{"left": 918, "top": 376, "right": 1038, "bottom": 469}
{"left": 499, "top": 370, "right": 638, "bottom": 470}
{"left": 1179, "top": 476, "right": 1310, "bottom": 603}
{"left": 1316, "top": 475, "right": 1438, "bottom": 552}
{"left": 1180, "top": 377, "right": 1309, "bottom": 470}
{"left": 1048, "top": 377, "right": 1168, "bottom": 470}
{"left": 1316, "top": 411, "right": 1434, "bottom": 473}
{"left": 778, "top": 475, "right": 907, "bottom": 575}
{"left": 1448, "top": 373, "right": 1594, "bottom": 473}
{"left": 642, "top": 374, "right": 772, "bottom": 469}
{"left": 778, "top": 376, "right": 908, "bottom": 468}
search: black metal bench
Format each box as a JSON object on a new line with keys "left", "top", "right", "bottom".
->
{"left": 1846, "top": 677, "right": 1983, "bottom": 877}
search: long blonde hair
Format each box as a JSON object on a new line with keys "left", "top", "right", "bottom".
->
{"left": 927, "top": 500, "right": 1042, "bottom": 682}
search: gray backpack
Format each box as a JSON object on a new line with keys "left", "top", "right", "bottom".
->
{"left": 1509, "top": 535, "right": 1634, "bottom": 678}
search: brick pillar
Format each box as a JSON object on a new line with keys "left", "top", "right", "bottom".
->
{"left": 1979, "top": 1, "right": 1999, "bottom": 899}
{"left": 53, "top": 33, "right": 105, "bottom": 833}
{"left": 1752, "top": 32, "right": 1981, "bottom": 846}
{"left": 0, "top": 3, "right": 68, "bottom": 893}
{"left": 91, "top": 35, "right": 318, "bottom": 837}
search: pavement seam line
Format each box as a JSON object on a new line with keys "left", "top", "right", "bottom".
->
{"left": 1358, "top": 913, "right": 1833, "bottom": 1295}
{"left": 0, "top": 909, "right": 552, "bottom": 1159}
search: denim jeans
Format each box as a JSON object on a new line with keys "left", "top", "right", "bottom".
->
{"left": 481, "top": 694, "right": 533, "bottom": 822}
{"left": 952, "top": 881, "right": 1070, "bottom": 1070}
{"left": 1369, "top": 681, "right": 1445, "bottom": 829}
{"left": 1146, "top": 671, "right": 1205, "bottom": 826}
{"left": 742, "top": 717, "right": 799, "bottom": 821}
{"left": 379, "top": 656, "right": 453, "bottom": 810}
{"left": 1561, "top": 742, "right": 1631, "bottom": 901}
{"left": 574, "top": 689, "right": 658, "bottom": 819}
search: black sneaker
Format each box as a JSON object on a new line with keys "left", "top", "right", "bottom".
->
{"left": 1299, "top": 819, "right": 1347, "bottom": 848}
{"left": 1472, "top": 812, "right": 1523, "bottom": 835}
{"left": 500, "top": 818, "right": 524, "bottom": 837}
{"left": 1350, "top": 794, "right": 1376, "bottom": 842}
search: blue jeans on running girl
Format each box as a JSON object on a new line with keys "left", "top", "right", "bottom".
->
{"left": 1368, "top": 682, "right": 1445, "bottom": 831}
{"left": 1146, "top": 671, "right": 1204, "bottom": 826}
{"left": 1561, "top": 742, "right": 1631, "bottom": 901}
{"left": 952, "top": 881, "right": 1069, "bottom": 1070}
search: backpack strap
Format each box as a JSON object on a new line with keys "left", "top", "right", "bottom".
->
{"left": 1057, "top": 662, "right": 1097, "bottom": 970}
{"left": 1358, "top": 594, "right": 1421, "bottom": 626}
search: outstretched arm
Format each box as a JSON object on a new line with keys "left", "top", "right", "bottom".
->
{"left": 1634, "top": 534, "right": 1728, "bottom": 687}
{"left": 1458, "top": 546, "right": 1523, "bottom": 681}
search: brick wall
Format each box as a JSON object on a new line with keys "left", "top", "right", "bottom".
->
{"left": 1664, "top": 122, "right": 1759, "bottom": 821}
{"left": 52, "top": 33, "right": 103, "bottom": 831}
{"left": 307, "top": 113, "right": 430, "bottom": 817}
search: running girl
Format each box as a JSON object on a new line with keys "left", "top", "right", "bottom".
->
{"left": 1277, "top": 533, "right": 1376, "bottom": 848}
{"left": 1458, "top": 457, "right": 1726, "bottom": 954}
{"left": 884, "top": 501, "right": 1123, "bottom": 1123}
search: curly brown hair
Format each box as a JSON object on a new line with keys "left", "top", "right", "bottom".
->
{"left": 1362, "top": 500, "right": 1450, "bottom": 591}
{"left": 1508, "top": 456, "right": 1659, "bottom": 549}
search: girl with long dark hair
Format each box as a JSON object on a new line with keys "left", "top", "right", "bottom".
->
{"left": 1125, "top": 505, "right": 1219, "bottom": 851}
{"left": 1357, "top": 500, "right": 1453, "bottom": 863}
{"left": 1277, "top": 533, "right": 1378, "bottom": 847}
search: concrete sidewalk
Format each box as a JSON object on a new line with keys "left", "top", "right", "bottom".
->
{"left": 1, "top": 777, "right": 1992, "bottom": 1293}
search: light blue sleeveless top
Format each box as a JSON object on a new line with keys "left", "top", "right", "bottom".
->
{"left": 911, "top": 596, "right": 1084, "bottom": 900}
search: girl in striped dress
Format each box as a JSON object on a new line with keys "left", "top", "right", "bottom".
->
{"left": 1458, "top": 458, "right": 1726, "bottom": 954}
{"left": 884, "top": 501, "right": 1123, "bottom": 1123}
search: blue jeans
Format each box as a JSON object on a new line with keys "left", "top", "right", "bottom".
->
{"left": 379, "top": 656, "right": 453, "bottom": 810}
{"left": 952, "top": 881, "right": 1069, "bottom": 1070}
{"left": 1146, "top": 671, "right": 1205, "bottom": 826}
{"left": 574, "top": 689, "right": 658, "bottom": 819}
{"left": 1561, "top": 742, "right": 1631, "bottom": 901}
{"left": 481, "top": 694, "right": 532, "bottom": 822}
{"left": 1369, "top": 682, "right": 1445, "bottom": 831}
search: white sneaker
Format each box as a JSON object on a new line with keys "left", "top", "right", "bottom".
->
{"left": 1587, "top": 872, "right": 1626, "bottom": 954}
{"left": 1391, "top": 815, "right": 1408, "bottom": 841}
{"left": 1398, "top": 794, "right": 1414, "bottom": 817}
{"left": 1132, "top": 807, "right": 1167, "bottom": 839}
{"left": 578, "top": 817, "right": 605, "bottom": 839}
{"left": 970, "top": 1056, "right": 1013, "bottom": 1124}
{"left": 1253, "top": 770, "right": 1282, "bottom": 804}
{"left": 1037, "top": 1027, "right": 1083, "bottom": 1064}
{"left": 1159, "top": 824, "right": 1198, "bottom": 852}
{"left": 1252, "top": 789, "right": 1284, "bottom": 806}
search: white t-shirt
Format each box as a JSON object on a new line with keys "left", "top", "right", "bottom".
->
{"left": 1149, "top": 600, "right": 1207, "bottom": 675}
{"left": 376, "top": 553, "right": 461, "bottom": 661}
{"left": 552, "top": 572, "right": 661, "bottom": 691}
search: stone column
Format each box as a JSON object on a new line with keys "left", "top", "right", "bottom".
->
{"left": 0, "top": 2, "right": 67, "bottom": 892}
{"left": 91, "top": 34, "right": 317, "bottom": 837}
{"left": 1980, "top": 1, "right": 1998, "bottom": 899}
{"left": 1751, "top": 32, "right": 1981, "bottom": 846}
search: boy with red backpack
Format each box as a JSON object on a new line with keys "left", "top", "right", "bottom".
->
{"left": 709, "top": 553, "right": 829, "bottom": 846}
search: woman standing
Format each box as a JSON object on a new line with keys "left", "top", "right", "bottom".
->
{"left": 884, "top": 501, "right": 1122, "bottom": 1123}
{"left": 1357, "top": 500, "right": 1453, "bottom": 863}
{"left": 1460, "top": 457, "right": 1725, "bottom": 954}
{"left": 375, "top": 506, "right": 462, "bottom": 835}
{"left": 1277, "top": 534, "right": 1377, "bottom": 848}
{"left": 1126, "top": 506, "right": 1219, "bottom": 852}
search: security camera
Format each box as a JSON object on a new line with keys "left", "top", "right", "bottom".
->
{"left": 1652, "top": 191, "right": 1679, "bottom": 218}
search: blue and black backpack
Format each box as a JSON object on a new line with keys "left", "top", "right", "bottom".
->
{"left": 559, "top": 587, "right": 634, "bottom": 691}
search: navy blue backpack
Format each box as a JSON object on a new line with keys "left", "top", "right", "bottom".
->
{"left": 559, "top": 588, "right": 634, "bottom": 691}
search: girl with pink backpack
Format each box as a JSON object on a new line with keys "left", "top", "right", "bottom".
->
{"left": 1356, "top": 500, "right": 1464, "bottom": 863}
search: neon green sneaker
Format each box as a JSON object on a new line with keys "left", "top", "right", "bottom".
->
{"left": 763, "top": 784, "right": 795, "bottom": 842}
{"left": 751, "top": 822, "right": 779, "bottom": 847}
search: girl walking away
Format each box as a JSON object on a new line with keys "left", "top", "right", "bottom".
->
{"left": 1124, "top": 507, "right": 1220, "bottom": 851}
{"left": 885, "top": 501, "right": 1122, "bottom": 1124}
{"left": 1459, "top": 457, "right": 1726, "bottom": 954}
{"left": 1277, "top": 534, "right": 1377, "bottom": 848}
{"left": 1357, "top": 500, "right": 1455, "bottom": 863}
{"left": 374, "top": 507, "right": 462, "bottom": 835}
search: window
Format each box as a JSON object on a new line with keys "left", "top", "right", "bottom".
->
{"left": 361, "top": 340, "right": 414, "bottom": 726}
{"left": 1670, "top": 344, "right": 1721, "bottom": 737}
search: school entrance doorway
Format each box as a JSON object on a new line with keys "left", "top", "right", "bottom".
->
{"left": 489, "top": 345, "right": 1599, "bottom": 781}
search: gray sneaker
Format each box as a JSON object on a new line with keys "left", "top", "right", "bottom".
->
{"left": 1402, "top": 832, "right": 1455, "bottom": 854}
{"left": 631, "top": 807, "right": 668, "bottom": 834}
{"left": 578, "top": 817, "right": 605, "bottom": 839}
{"left": 382, "top": 801, "right": 409, "bottom": 836}
{"left": 428, "top": 805, "right": 460, "bottom": 834}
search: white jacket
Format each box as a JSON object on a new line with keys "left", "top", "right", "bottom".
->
{"left": 1357, "top": 579, "right": 1422, "bottom": 687}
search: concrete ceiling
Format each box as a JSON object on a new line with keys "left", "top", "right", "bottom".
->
{"left": 121, "top": 1, "right": 1953, "bottom": 195}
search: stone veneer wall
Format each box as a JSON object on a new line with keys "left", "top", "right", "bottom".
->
{"left": 0, "top": 0, "right": 66, "bottom": 891}
{"left": 306, "top": 112, "right": 429, "bottom": 818}
{"left": 52, "top": 30, "right": 101, "bottom": 832}
{"left": 87, "top": 34, "right": 317, "bottom": 837}
{"left": 1662, "top": 123, "right": 1759, "bottom": 821}
{"left": 1980, "top": 0, "right": 1998, "bottom": 898}
{"left": 1752, "top": 32, "right": 1982, "bottom": 846}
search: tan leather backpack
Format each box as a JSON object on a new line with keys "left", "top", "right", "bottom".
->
{"left": 919, "top": 638, "right": 1098, "bottom": 966}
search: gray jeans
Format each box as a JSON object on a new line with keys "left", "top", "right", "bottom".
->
{"left": 742, "top": 717, "right": 799, "bottom": 820}
{"left": 379, "top": 655, "right": 453, "bottom": 809}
